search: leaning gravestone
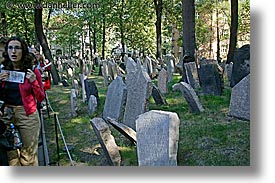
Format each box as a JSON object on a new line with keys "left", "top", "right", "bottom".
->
{"left": 157, "top": 68, "right": 168, "bottom": 94}
{"left": 172, "top": 82, "right": 204, "bottom": 113}
{"left": 198, "top": 59, "right": 222, "bottom": 96}
{"left": 228, "top": 74, "right": 250, "bottom": 121}
{"left": 90, "top": 118, "right": 121, "bottom": 166}
{"left": 151, "top": 83, "right": 167, "bottom": 105}
{"left": 84, "top": 79, "right": 99, "bottom": 104}
{"left": 125, "top": 56, "right": 137, "bottom": 74}
{"left": 103, "top": 76, "right": 127, "bottom": 122}
{"left": 106, "top": 117, "right": 136, "bottom": 144}
{"left": 136, "top": 110, "right": 180, "bottom": 166}
{"left": 123, "top": 67, "right": 153, "bottom": 130}
{"left": 88, "top": 95, "right": 97, "bottom": 116}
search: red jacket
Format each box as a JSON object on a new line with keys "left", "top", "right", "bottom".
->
{"left": 1, "top": 68, "right": 45, "bottom": 116}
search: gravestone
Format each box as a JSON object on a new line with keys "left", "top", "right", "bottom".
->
{"left": 225, "top": 62, "right": 233, "bottom": 82}
{"left": 157, "top": 68, "right": 168, "bottom": 94}
{"left": 136, "top": 110, "right": 180, "bottom": 166}
{"left": 230, "top": 44, "right": 250, "bottom": 87}
{"left": 143, "top": 55, "right": 153, "bottom": 77}
{"left": 84, "top": 79, "right": 99, "bottom": 104}
{"left": 72, "top": 77, "right": 79, "bottom": 96}
{"left": 70, "top": 89, "right": 78, "bottom": 117}
{"left": 184, "top": 62, "right": 200, "bottom": 89}
{"left": 151, "top": 83, "right": 167, "bottom": 105}
{"left": 123, "top": 67, "right": 153, "bottom": 130}
{"left": 106, "top": 117, "right": 136, "bottom": 144}
{"left": 103, "top": 76, "right": 127, "bottom": 122}
{"left": 79, "top": 74, "right": 87, "bottom": 102}
{"left": 172, "top": 82, "right": 204, "bottom": 113}
{"left": 88, "top": 95, "right": 97, "bottom": 116}
{"left": 101, "top": 60, "right": 109, "bottom": 86}
{"left": 198, "top": 60, "right": 222, "bottom": 96}
{"left": 165, "top": 55, "right": 175, "bottom": 82}
{"left": 228, "top": 74, "right": 250, "bottom": 121}
{"left": 90, "top": 118, "right": 121, "bottom": 166}
{"left": 125, "top": 56, "right": 137, "bottom": 74}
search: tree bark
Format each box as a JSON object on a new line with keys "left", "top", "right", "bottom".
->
{"left": 34, "top": 8, "right": 60, "bottom": 85}
{"left": 154, "top": 0, "right": 162, "bottom": 59}
{"left": 226, "top": 0, "right": 238, "bottom": 64}
{"left": 1, "top": 12, "right": 7, "bottom": 37}
{"left": 182, "top": 0, "right": 195, "bottom": 57}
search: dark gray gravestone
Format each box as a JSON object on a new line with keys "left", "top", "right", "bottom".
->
{"left": 123, "top": 67, "right": 153, "bottom": 130}
{"left": 198, "top": 60, "right": 222, "bottom": 96}
{"left": 103, "top": 76, "right": 127, "bottom": 122}
{"left": 136, "top": 110, "right": 180, "bottom": 166}
{"left": 84, "top": 79, "right": 99, "bottom": 104}
{"left": 230, "top": 44, "right": 250, "bottom": 87}
{"left": 90, "top": 118, "right": 121, "bottom": 166}
{"left": 228, "top": 74, "right": 250, "bottom": 121}
{"left": 106, "top": 117, "right": 136, "bottom": 144}
{"left": 151, "top": 83, "right": 167, "bottom": 105}
{"left": 172, "top": 82, "right": 204, "bottom": 113}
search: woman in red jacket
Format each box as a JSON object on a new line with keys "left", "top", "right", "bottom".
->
{"left": 0, "top": 36, "right": 45, "bottom": 166}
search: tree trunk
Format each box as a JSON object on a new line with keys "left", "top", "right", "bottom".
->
{"left": 181, "top": 0, "right": 195, "bottom": 83}
{"left": 1, "top": 12, "right": 7, "bottom": 37}
{"left": 154, "top": 0, "right": 162, "bottom": 59}
{"left": 120, "top": 0, "right": 125, "bottom": 57}
{"left": 226, "top": 0, "right": 238, "bottom": 64}
{"left": 34, "top": 8, "right": 60, "bottom": 85}
{"left": 102, "top": 14, "right": 106, "bottom": 59}
{"left": 216, "top": 0, "right": 221, "bottom": 63}
{"left": 93, "top": 20, "right": 97, "bottom": 55}
{"left": 182, "top": 0, "right": 196, "bottom": 57}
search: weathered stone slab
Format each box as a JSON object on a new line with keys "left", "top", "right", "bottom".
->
{"left": 106, "top": 117, "right": 136, "bottom": 144}
{"left": 70, "top": 89, "right": 78, "bottom": 117}
{"left": 157, "top": 68, "right": 168, "bottom": 94}
{"left": 228, "top": 74, "right": 250, "bottom": 121}
{"left": 90, "top": 118, "right": 121, "bottom": 166}
{"left": 103, "top": 76, "right": 127, "bottom": 122}
{"left": 88, "top": 95, "right": 97, "bottom": 116}
{"left": 84, "top": 79, "right": 99, "bottom": 104}
{"left": 136, "top": 110, "right": 180, "bottom": 166}
{"left": 151, "top": 83, "right": 167, "bottom": 105}
{"left": 184, "top": 62, "right": 200, "bottom": 89}
{"left": 198, "top": 61, "right": 222, "bottom": 96}
{"left": 123, "top": 68, "right": 153, "bottom": 130}
{"left": 172, "top": 82, "right": 204, "bottom": 113}
{"left": 79, "top": 74, "right": 87, "bottom": 102}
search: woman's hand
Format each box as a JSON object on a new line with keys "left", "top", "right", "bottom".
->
{"left": 0, "top": 72, "right": 9, "bottom": 81}
{"left": 26, "top": 69, "right": 36, "bottom": 83}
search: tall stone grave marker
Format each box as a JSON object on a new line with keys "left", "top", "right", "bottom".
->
{"left": 123, "top": 67, "right": 153, "bottom": 130}
{"left": 79, "top": 74, "right": 87, "bottom": 102}
{"left": 157, "top": 68, "right": 168, "bottom": 94}
{"left": 136, "top": 110, "right": 180, "bottom": 166}
{"left": 229, "top": 74, "right": 250, "bottom": 121}
{"left": 103, "top": 76, "right": 127, "bottom": 122}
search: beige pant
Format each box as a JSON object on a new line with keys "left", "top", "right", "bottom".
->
{"left": 2, "top": 106, "right": 41, "bottom": 166}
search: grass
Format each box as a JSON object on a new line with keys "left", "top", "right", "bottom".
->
{"left": 43, "top": 69, "right": 250, "bottom": 166}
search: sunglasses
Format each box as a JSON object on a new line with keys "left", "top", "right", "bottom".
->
{"left": 8, "top": 46, "right": 22, "bottom": 50}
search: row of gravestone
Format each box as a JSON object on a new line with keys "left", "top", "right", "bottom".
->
{"left": 89, "top": 62, "right": 208, "bottom": 166}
